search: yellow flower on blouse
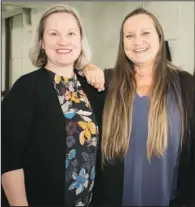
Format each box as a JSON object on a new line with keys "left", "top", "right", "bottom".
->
{"left": 71, "top": 92, "right": 80, "bottom": 103}
{"left": 78, "top": 121, "right": 96, "bottom": 145}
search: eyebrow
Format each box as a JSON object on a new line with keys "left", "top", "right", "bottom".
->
{"left": 46, "top": 28, "right": 79, "bottom": 32}
{"left": 125, "top": 28, "right": 152, "bottom": 34}
{"left": 68, "top": 28, "right": 79, "bottom": 32}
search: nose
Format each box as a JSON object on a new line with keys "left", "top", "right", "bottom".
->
{"left": 56, "top": 34, "right": 70, "bottom": 46}
{"left": 133, "top": 35, "right": 143, "bottom": 46}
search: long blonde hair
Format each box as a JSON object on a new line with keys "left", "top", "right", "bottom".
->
{"left": 29, "top": 4, "right": 91, "bottom": 70}
{"left": 102, "top": 8, "right": 184, "bottom": 165}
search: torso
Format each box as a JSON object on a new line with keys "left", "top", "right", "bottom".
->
{"left": 48, "top": 71, "right": 99, "bottom": 206}
{"left": 122, "top": 92, "right": 181, "bottom": 206}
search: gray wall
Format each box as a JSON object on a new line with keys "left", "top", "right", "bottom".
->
{"left": 2, "top": 1, "right": 194, "bottom": 90}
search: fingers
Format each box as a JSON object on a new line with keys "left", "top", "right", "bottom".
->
{"left": 83, "top": 64, "right": 105, "bottom": 91}
{"left": 89, "top": 76, "right": 105, "bottom": 91}
{"left": 90, "top": 83, "right": 105, "bottom": 92}
{"left": 96, "top": 77, "right": 105, "bottom": 91}
{"left": 83, "top": 71, "right": 91, "bottom": 83}
{"left": 90, "top": 74, "right": 96, "bottom": 85}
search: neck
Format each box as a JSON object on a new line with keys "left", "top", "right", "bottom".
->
{"left": 134, "top": 63, "right": 154, "bottom": 78}
{"left": 45, "top": 63, "right": 75, "bottom": 78}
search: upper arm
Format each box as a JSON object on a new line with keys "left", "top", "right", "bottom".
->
{"left": 179, "top": 71, "right": 195, "bottom": 198}
{"left": 2, "top": 75, "right": 36, "bottom": 174}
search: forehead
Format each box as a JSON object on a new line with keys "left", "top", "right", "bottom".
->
{"left": 123, "top": 14, "right": 155, "bottom": 33}
{"left": 44, "top": 12, "right": 79, "bottom": 30}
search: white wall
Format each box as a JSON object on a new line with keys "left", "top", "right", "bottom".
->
{"left": 88, "top": 2, "right": 142, "bottom": 68}
{"left": 10, "top": 14, "right": 23, "bottom": 85}
{"left": 2, "top": 1, "right": 194, "bottom": 86}
{"left": 7, "top": 2, "right": 142, "bottom": 85}
{"left": 144, "top": 1, "right": 194, "bottom": 74}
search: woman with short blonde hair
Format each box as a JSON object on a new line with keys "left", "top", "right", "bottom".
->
{"left": 29, "top": 4, "right": 92, "bottom": 70}
{"left": 2, "top": 4, "right": 101, "bottom": 206}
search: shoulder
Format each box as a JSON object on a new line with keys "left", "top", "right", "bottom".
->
{"left": 177, "top": 69, "right": 194, "bottom": 87}
{"left": 176, "top": 69, "right": 194, "bottom": 99}
{"left": 177, "top": 69, "right": 194, "bottom": 123}
{"left": 104, "top": 68, "right": 114, "bottom": 87}
{"left": 173, "top": 69, "right": 194, "bottom": 100}
{"left": 11, "top": 68, "right": 46, "bottom": 88}
{"left": 2, "top": 68, "right": 47, "bottom": 103}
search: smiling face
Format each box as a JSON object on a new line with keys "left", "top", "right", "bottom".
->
{"left": 123, "top": 14, "right": 160, "bottom": 67}
{"left": 42, "top": 12, "right": 82, "bottom": 69}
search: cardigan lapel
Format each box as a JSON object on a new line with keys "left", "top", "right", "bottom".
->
{"left": 38, "top": 68, "right": 67, "bottom": 140}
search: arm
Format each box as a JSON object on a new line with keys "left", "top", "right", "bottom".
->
{"left": 179, "top": 71, "right": 195, "bottom": 206}
{"left": 2, "top": 170, "right": 28, "bottom": 206}
{"left": 81, "top": 63, "right": 113, "bottom": 91}
{"left": 1, "top": 75, "right": 35, "bottom": 206}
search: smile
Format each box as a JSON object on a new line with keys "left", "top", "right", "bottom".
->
{"left": 133, "top": 48, "right": 148, "bottom": 53}
{"left": 56, "top": 49, "right": 72, "bottom": 54}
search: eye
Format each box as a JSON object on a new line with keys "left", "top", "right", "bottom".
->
{"left": 142, "top": 31, "right": 150, "bottom": 35}
{"left": 69, "top": 32, "right": 76, "bottom": 36}
{"left": 126, "top": 34, "right": 134, "bottom": 38}
{"left": 50, "top": 32, "right": 58, "bottom": 36}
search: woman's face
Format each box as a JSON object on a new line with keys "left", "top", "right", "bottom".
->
{"left": 123, "top": 14, "right": 160, "bottom": 67}
{"left": 42, "top": 12, "right": 82, "bottom": 69}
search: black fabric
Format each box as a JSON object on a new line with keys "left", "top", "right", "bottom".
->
{"left": 1, "top": 68, "right": 105, "bottom": 206}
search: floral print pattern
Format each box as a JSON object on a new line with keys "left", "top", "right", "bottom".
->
{"left": 52, "top": 73, "right": 99, "bottom": 206}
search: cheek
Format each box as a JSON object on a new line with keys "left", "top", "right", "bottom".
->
{"left": 150, "top": 37, "right": 160, "bottom": 52}
{"left": 151, "top": 43, "right": 160, "bottom": 58}
{"left": 43, "top": 38, "right": 56, "bottom": 51}
{"left": 72, "top": 38, "right": 82, "bottom": 54}
{"left": 124, "top": 40, "right": 132, "bottom": 52}
{"left": 124, "top": 42, "right": 135, "bottom": 60}
{"left": 72, "top": 36, "right": 81, "bottom": 47}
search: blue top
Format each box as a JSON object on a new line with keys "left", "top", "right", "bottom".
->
{"left": 122, "top": 93, "right": 181, "bottom": 206}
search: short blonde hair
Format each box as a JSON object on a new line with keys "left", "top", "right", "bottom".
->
{"left": 29, "top": 4, "right": 92, "bottom": 69}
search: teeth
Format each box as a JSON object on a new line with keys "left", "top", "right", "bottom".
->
{"left": 57, "top": 49, "right": 71, "bottom": 53}
{"left": 134, "top": 49, "right": 147, "bottom": 52}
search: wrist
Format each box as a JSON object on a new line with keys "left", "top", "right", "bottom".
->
{"left": 9, "top": 199, "right": 28, "bottom": 206}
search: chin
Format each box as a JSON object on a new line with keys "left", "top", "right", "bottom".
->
{"left": 135, "top": 56, "right": 153, "bottom": 63}
{"left": 58, "top": 59, "right": 76, "bottom": 65}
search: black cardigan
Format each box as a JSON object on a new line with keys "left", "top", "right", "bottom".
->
{"left": 1, "top": 68, "right": 105, "bottom": 206}
{"left": 91, "top": 69, "right": 195, "bottom": 207}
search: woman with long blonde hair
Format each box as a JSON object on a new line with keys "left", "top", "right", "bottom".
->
{"left": 83, "top": 8, "right": 195, "bottom": 207}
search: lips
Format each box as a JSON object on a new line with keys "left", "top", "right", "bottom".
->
{"left": 133, "top": 48, "right": 148, "bottom": 53}
{"left": 56, "top": 49, "right": 72, "bottom": 54}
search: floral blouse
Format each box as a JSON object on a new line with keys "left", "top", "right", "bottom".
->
{"left": 50, "top": 71, "right": 99, "bottom": 206}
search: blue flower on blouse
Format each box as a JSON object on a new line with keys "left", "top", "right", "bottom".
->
{"left": 68, "top": 168, "right": 89, "bottom": 195}
{"left": 64, "top": 110, "right": 76, "bottom": 119}
{"left": 68, "top": 149, "right": 76, "bottom": 159}
{"left": 65, "top": 158, "right": 69, "bottom": 169}
{"left": 89, "top": 166, "right": 95, "bottom": 192}
{"left": 90, "top": 166, "right": 95, "bottom": 181}
{"left": 66, "top": 149, "right": 76, "bottom": 169}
